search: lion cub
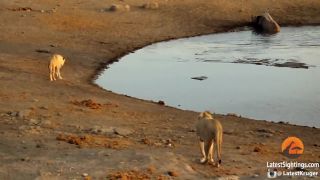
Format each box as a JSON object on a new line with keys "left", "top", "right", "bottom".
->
{"left": 196, "top": 111, "right": 223, "bottom": 167}
{"left": 49, "top": 54, "right": 66, "bottom": 81}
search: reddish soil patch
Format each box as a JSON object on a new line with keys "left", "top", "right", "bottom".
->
{"left": 56, "top": 134, "right": 131, "bottom": 149}
{"left": 107, "top": 169, "right": 169, "bottom": 180}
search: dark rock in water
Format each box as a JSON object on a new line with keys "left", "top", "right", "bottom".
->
{"left": 274, "top": 62, "right": 308, "bottom": 69}
{"left": 233, "top": 57, "right": 310, "bottom": 69}
{"left": 252, "top": 12, "right": 280, "bottom": 34}
{"left": 157, "top": 100, "right": 165, "bottom": 105}
{"left": 191, "top": 76, "right": 208, "bottom": 81}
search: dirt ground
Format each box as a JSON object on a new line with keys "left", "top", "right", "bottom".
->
{"left": 0, "top": 0, "right": 319, "bottom": 179}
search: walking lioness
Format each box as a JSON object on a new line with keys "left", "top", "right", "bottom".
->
{"left": 196, "top": 111, "right": 223, "bottom": 167}
{"left": 49, "top": 54, "right": 66, "bottom": 81}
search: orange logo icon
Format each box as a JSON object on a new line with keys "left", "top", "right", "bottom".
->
{"left": 281, "top": 136, "right": 304, "bottom": 159}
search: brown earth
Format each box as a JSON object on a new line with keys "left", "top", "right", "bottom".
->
{"left": 0, "top": 0, "right": 320, "bottom": 179}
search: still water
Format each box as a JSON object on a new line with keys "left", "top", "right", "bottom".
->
{"left": 96, "top": 26, "right": 320, "bottom": 127}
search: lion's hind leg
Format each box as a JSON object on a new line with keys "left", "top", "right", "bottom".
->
{"left": 199, "top": 139, "right": 207, "bottom": 164}
{"left": 49, "top": 65, "right": 56, "bottom": 81}
{"left": 207, "top": 139, "right": 215, "bottom": 165}
{"left": 57, "top": 66, "right": 63, "bottom": 79}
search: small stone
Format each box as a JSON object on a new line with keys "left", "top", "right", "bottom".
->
{"left": 114, "top": 127, "right": 133, "bottom": 136}
{"left": 109, "top": 4, "right": 130, "bottom": 12}
{"left": 29, "top": 119, "right": 40, "bottom": 125}
{"left": 168, "top": 171, "right": 179, "bottom": 177}
{"left": 21, "top": 157, "right": 30, "bottom": 161}
{"left": 39, "top": 106, "right": 48, "bottom": 110}
{"left": 236, "top": 146, "right": 241, "bottom": 149}
{"left": 40, "top": 10, "right": 45, "bottom": 13}
{"left": 253, "top": 146, "right": 262, "bottom": 152}
{"left": 82, "top": 173, "right": 88, "bottom": 177}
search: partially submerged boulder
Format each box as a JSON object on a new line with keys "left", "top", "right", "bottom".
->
{"left": 252, "top": 12, "right": 280, "bottom": 34}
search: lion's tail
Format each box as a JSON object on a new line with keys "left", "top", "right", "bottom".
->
{"left": 217, "top": 128, "right": 223, "bottom": 164}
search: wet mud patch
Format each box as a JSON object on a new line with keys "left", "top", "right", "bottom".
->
{"left": 233, "top": 58, "right": 309, "bottom": 69}
{"left": 56, "top": 134, "right": 131, "bottom": 149}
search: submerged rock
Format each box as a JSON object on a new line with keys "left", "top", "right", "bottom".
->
{"left": 191, "top": 76, "right": 208, "bottom": 81}
{"left": 252, "top": 12, "right": 280, "bottom": 34}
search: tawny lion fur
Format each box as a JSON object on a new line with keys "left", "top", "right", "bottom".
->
{"left": 49, "top": 54, "right": 66, "bottom": 81}
{"left": 196, "top": 111, "right": 223, "bottom": 166}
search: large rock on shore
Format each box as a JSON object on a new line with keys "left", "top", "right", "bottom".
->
{"left": 252, "top": 12, "right": 280, "bottom": 34}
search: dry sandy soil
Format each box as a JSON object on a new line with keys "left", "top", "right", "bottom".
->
{"left": 0, "top": 0, "right": 320, "bottom": 179}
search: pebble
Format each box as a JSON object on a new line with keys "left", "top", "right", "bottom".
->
{"left": 114, "top": 127, "right": 134, "bottom": 136}
{"left": 39, "top": 106, "right": 48, "bottom": 110}
{"left": 21, "top": 157, "right": 30, "bottom": 161}
{"left": 28, "top": 118, "right": 40, "bottom": 125}
{"left": 167, "top": 171, "right": 179, "bottom": 177}
{"left": 253, "top": 146, "right": 262, "bottom": 152}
